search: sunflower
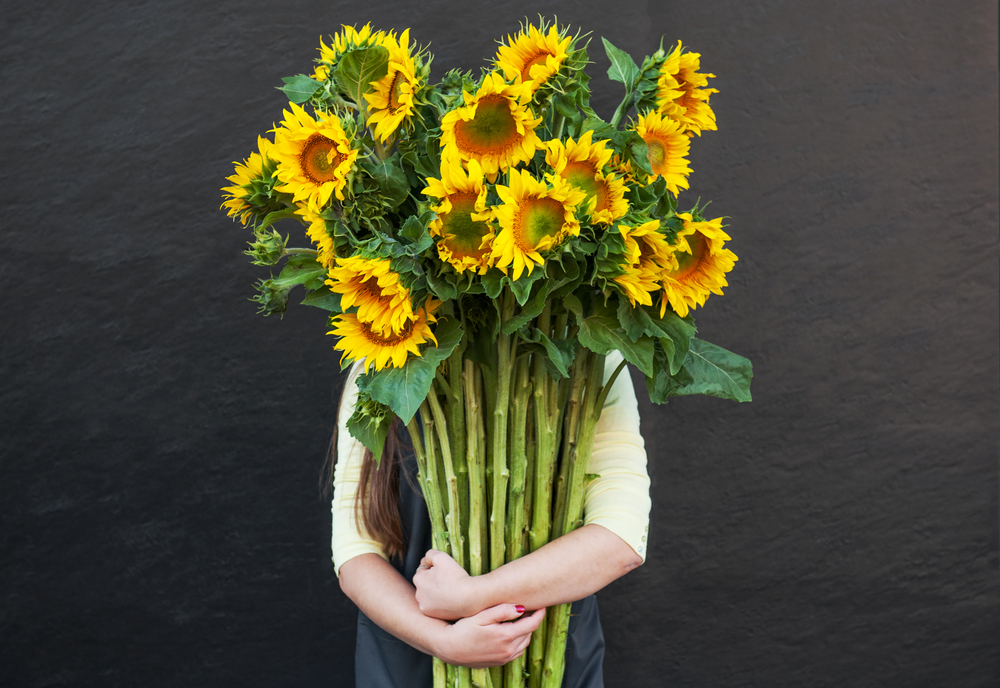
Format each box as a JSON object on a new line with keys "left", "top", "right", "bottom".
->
{"left": 613, "top": 220, "right": 675, "bottom": 307}
{"left": 326, "top": 255, "right": 416, "bottom": 335}
{"left": 491, "top": 169, "right": 587, "bottom": 280}
{"left": 618, "top": 219, "right": 675, "bottom": 269}
{"left": 423, "top": 157, "right": 495, "bottom": 274}
{"left": 657, "top": 41, "right": 718, "bottom": 135}
{"left": 658, "top": 214, "right": 737, "bottom": 318}
{"left": 440, "top": 72, "right": 542, "bottom": 176}
{"left": 271, "top": 102, "right": 359, "bottom": 210}
{"left": 312, "top": 24, "right": 386, "bottom": 81}
{"left": 328, "top": 299, "right": 439, "bottom": 372}
{"left": 613, "top": 261, "right": 662, "bottom": 307}
{"left": 297, "top": 205, "right": 337, "bottom": 270}
{"left": 495, "top": 23, "right": 572, "bottom": 92}
{"left": 633, "top": 110, "right": 692, "bottom": 196}
{"left": 545, "top": 131, "right": 629, "bottom": 225}
{"left": 364, "top": 29, "right": 421, "bottom": 143}
{"left": 221, "top": 136, "right": 274, "bottom": 225}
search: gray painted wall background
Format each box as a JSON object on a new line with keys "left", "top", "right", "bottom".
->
{"left": 1, "top": 1, "right": 997, "bottom": 686}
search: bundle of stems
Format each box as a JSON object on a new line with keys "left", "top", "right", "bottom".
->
{"left": 406, "top": 289, "right": 627, "bottom": 688}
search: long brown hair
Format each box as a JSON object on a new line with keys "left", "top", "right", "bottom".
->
{"left": 322, "top": 366, "right": 408, "bottom": 560}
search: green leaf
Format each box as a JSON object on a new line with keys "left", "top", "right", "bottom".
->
{"left": 346, "top": 392, "right": 393, "bottom": 463}
{"left": 522, "top": 329, "right": 578, "bottom": 379}
{"left": 279, "top": 75, "right": 324, "bottom": 104}
{"left": 359, "top": 317, "right": 464, "bottom": 423}
{"left": 645, "top": 310, "right": 695, "bottom": 375}
{"left": 371, "top": 157, "right": 410, "bottom": 209}
{"left": 272, "top": 255, "right": 327, "bottom": 291}
{"left": 508, "top": 267, "right": 547, "bottom": 305}
{"left": 563, "top": 293, "right": 584, "bottom": 320}
{"left": 300, "top": 286, "right": 342, "bottom": 312}
{"left": 577, "top": 315, "right": 655, "bottom": 376}
{"left": 669, "top": 338, "right": 753, "bottom": 402}
{"left": 481, "top": 269, "right": 504, "bottom": 299}
{"left": 400, "top": 215, "right": 426, "bottom": 243}
{"left": 335, "top": 46, "right": 390, "bottom": 104}
{"left": 258, "top": 207, "right": 300, "bottom": 231}
{"left": 602, "top": 38, "right": 640, "bottom": 88}
{"left": 426, "top": 269, "right": 458, "bottom": 301}
{"left": 628, "top": 138, "right": 653, "bottom": 175}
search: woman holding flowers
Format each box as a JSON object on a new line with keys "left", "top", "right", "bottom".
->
{"left": 333, "top": 348, "right": 650, "bottom": 687}
{"left": 224, "top": 18, "right": 749, "bottom": 688}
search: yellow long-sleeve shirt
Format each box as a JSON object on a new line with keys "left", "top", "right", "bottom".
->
{"left": 331, "top": 350, "right": 652, "bottom": 576}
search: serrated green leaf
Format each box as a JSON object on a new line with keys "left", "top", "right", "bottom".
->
{"left": 400, "top": 215, "right": 426, "bottom": 242}
{"left": 522, "top": 328, "right": 578, "bottom": 379}
{"left": 644, "top": 310, "right": 695, "bottom": 374}
{"left": 280, "top": 75, "right": 324, "bottom": 104}
{"left": 335, "top": 46, "right": 390, "bottom": 104}
{"left": 481, "top": 269, "right": 504, "bottom": 299}
{"left": 258, "top": 208, "right": 300, "bottom": 231}
{"left": 359, "top": 317, "right": 464, "bottom": 423}
{"left": 271, "top": 255, "right": 327, "bottom": 291}
{"left": 563, "top": 293, "right": 584, "bottom": 320}
{"left": 668, "top": 338, "right": 753, "bottom": 402}
{"left": 602, "top": 38, "right": 640, "bottom": 88}
{"left": 346, "top": 392, "right": 393, "bottom": 463}
{"left": 300, "top": 286, "right": 342, "bottom": 312}
{"left": 578, "top": 314, "right": 654, "bottom": 376}
{"left": 371, "top": 157, "right": 410, "bottom": 209}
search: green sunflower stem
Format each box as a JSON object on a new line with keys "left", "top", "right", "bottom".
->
{"left": 551, "top": 112, "right": 565, "bottom": 140}
{"left": 414, "top": 404, "right": 448, "bottom": 553}
{"left": 490, "top": 289, "right": 516, "bottom": 572}
{"left": 504, "top": 355, "right": 532, "bottom": 688}
{"left": 446, "top": 342, "right": 469, "bottom": 566}
{"left": 464, "top": 359, "right": 486, "bottom": 579}
{"left": 609, "top": 91, "right": 634, "bottom": 130}
{"left": 427, "top": 382, "right": 465, "bottom": 569}
{"left": 540, "top": 352, "right": 606, "bottom": 688}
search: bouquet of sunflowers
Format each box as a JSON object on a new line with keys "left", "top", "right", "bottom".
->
{"left": 222, "top": 19, "right": 751, "bottom": 688}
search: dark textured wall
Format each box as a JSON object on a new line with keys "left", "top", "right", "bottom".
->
{"left": 1, "top": 1, "right": 997, "bottom": 686}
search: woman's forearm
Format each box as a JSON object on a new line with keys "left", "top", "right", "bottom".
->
{"left": 339, "top": 553, "right": 547, "bottom": 668}
{"left": 415, "top": 524, "right": 642, "bottom": 619}
{"left": 339, "top": 553, "right": 449, "bottom": 656}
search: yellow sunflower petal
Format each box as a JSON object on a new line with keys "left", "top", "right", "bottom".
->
{"left": 633, "top": 110, "right": 692, "bottom": 196}
{"left": 271, "top": 102, "right": 359, "bottom": 210}
{"left": 495, "top": 23, "right": 573, "bottom": 94}
{"left": 490, "top": 169, "right": 586, "bottom": 280}
{"left": 657, "top": 41, "right": 718, "bottom": 136}
{"left": 326, "top": 255, "right": 416, "bottom": 335}
{"left": 658, "top": 214, "right": 737, "bottom": 317}
{"left": 327, "top": 302, "right": 437, "bottom": 372}
{"left": 440, "top": 72, "right": 543, "bottom": 176}
{"left": 363, "top": 29, "right": 422, "bottom": 143}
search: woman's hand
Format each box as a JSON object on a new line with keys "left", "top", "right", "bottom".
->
{"left": 414, "top": 549, "right": 485, "bottom": 620}
{"left": 432, "top": 604, "right": 546, "bottom": 669}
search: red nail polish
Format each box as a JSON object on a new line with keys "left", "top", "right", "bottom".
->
{"left": 515, "top": 605, "right": 525, "bottom": 614}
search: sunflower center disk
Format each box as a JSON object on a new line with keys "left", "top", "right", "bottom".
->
{"left": 645, "top": 139, "right": 667, "bottom": 173}
{"left": 359, "top": 278, "right": 386, "bottom": 301}
{"left": 362, "top": 318, "right": 413, "bottom": 346}
{"left": 561, "top": 163, "right": 610, "bottom": 212}
{"left": 301, "top": 134, "right": 345, "bottom": 183}
{"left": 455, "top": 95, "right": 519, "bottom": 154}
{"left": 389, "top": 70, "right": 405, "bottom": 111}
{"left": 516, "top": 197, "right": 565, "bottom": 250}
{"left": 671, "top": 231, "right": 707, "bottom": 279}
{"left": 442, "top": 194, "right": 490, "bottom": 259}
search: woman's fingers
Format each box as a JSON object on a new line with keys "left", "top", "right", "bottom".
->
{"left": 437, "top": 605, "right": 546, "bottom": 668}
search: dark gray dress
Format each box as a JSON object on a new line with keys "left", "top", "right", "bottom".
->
{"left": 353, "top": 453, "right": 605, "bottom": 688}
